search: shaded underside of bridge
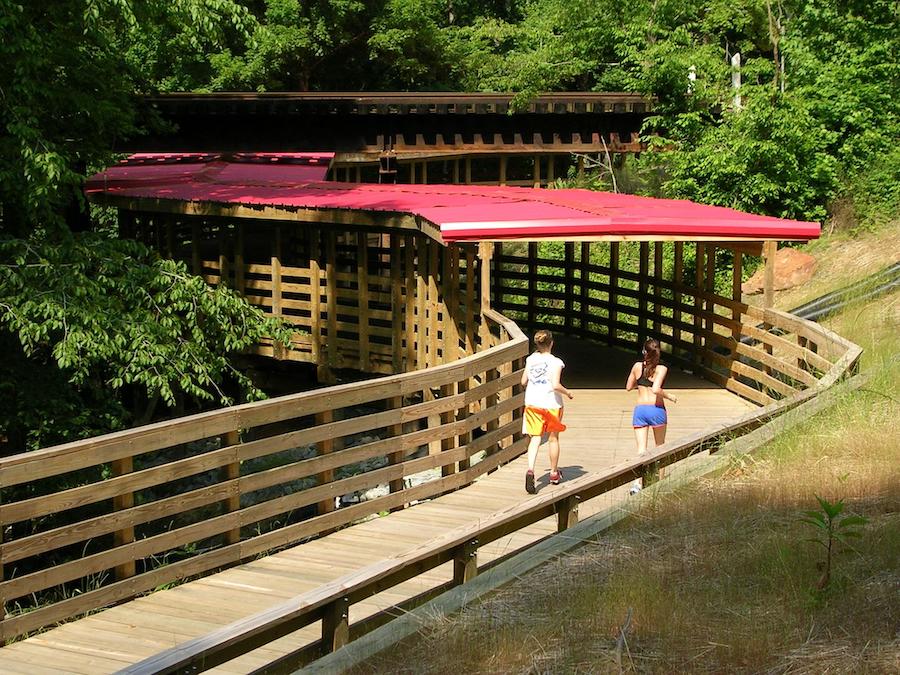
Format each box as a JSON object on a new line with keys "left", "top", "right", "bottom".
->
{"left": 0, "top": 341, "right": 756, "bottom": 674}
{"left": 129, "top": 92, "right": 652, "bottom": 160}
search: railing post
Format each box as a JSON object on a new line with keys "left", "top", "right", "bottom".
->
{"left": 222, "top": 430, "right": 241, "bottom": 545}
{"left": 556, "top": 495, "right": 580, "bottom": 533}
{"left": 639, "top": 242, "right": 649, "bottom": 342}
{"left": 608, "top": 242, "right": 619, "bottom": 345}
{"left": 388, "top": 396, "right": 405, "bottom": 501}
{"left": 453, "top": 538, "right": 479, "bottom": 586}
{"left": 112, "top": 456, "right": 136, "bottom": 580}
{"left": 441, "top": 383, "right": 457, "bottom": 478}
{"left": 321, "top": 596, "right": 350, "bottom": 655}
{"left": 693, "top": 243, "right": 704, "bottom": 372}
{"left": 643, "top": 461, "right": 661, "bottom": 488}
{"left": 316, "top": 411, "right": 336, "bottom": 516}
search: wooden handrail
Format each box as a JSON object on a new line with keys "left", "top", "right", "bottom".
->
{"left": 0, "top": 241, "right": 863, "bottom": 643}
{"left": 118, "top": 361, "right": 864, "bottom": 674}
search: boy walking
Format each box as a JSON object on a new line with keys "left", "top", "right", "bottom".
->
{"left": 520, "top": 329, "right": 574, "bottom": 494}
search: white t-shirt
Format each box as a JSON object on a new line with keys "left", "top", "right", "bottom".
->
{"left": 523, "top": 351, "right": 566, "bottom": 409}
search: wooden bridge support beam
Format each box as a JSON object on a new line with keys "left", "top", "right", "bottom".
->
{"left": 453, "top": 539, "right": 479, "bottom": 586}
{"left": 556, "top": 495, "right": 580, "bottom": 532}
{"left": 321, "top": 596, "right": 350, "bottom": 655}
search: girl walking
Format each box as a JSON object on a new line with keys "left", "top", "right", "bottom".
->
{"left": 625, "top": 338, "right": 677, "bottom": 456}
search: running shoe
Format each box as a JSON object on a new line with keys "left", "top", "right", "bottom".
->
{"left": 525, "top": 470, "right": 536, "bottom": 494}
{"left": 549, "top": 470, "right": 563, "bottom": 485}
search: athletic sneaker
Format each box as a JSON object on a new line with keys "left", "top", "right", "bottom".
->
{"left": 525, "top": 470, "right": 536, "bottom": 494}
{"left": 549, "top": 470, "right": 563, "bottom": 485}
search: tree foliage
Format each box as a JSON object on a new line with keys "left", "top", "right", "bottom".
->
{"left": 0, "top": 1, "right": 287, "bottom": 452}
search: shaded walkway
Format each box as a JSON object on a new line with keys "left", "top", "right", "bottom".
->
{"left": 0, "top": 343, "right": 753, "bottom": 674}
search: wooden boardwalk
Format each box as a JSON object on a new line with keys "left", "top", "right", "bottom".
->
{"left": 0, "top": 344, "right": 754, "bottom": 674}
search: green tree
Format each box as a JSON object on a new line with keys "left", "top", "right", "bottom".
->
{"left": 0, "top": 1, "right": 289, "bottom": 451}
{"left": 209, "top": 0, "right": 374, "bottom": 90}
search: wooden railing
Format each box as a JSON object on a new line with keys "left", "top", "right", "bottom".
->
{"left": 0, "top": 311, "right": 527, "bottom": 641}
{"left": 493, "top": 241, "right": 853, "bottom": 406}
{"left": 0, "top": 239, "right": 862, "bottom": 648}
{"left": 120, "top": 319, "right": 862, "bottom": 674}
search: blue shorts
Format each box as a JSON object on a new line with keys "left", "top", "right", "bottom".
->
{"left": 633, "top": 404, "right": 667, "bottom": 428}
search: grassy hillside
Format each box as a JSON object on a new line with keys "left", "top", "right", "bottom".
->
{"left": 352, "top": 230, "right": 900, "bottom": 674}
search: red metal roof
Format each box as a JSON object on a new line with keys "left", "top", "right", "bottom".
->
{"left": 86, "top": 153, "right": 820, "bottom": 242}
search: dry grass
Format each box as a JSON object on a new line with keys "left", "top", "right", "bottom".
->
{"left": 350, "top": 287, "right": 900, "bottom": 674}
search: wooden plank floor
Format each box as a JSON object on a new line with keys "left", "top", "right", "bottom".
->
{"left": 0, "top": 343, "right": 754, "bottom": 674}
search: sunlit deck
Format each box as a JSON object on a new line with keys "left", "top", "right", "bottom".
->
{"left": 0, "top": 342, "right": 754, "bottom": 674}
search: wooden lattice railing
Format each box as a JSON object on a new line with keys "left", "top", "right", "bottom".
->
{"left": 493, "top": 241, "right": 855, "bottom": 406}
{"left": 119, "top": 317, "right": 862, "bottom": 675}
{"left": 0, "top": 240, "right": 862, "bottom": 646}
{"left": 0, "top": 311, "right": 527, "bottom": 640}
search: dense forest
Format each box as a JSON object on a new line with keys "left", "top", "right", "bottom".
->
{"left": 1, "top": 0, "right": 897, "bottom": 452}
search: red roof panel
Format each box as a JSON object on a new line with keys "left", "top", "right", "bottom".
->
{"left": 86, "top": 154, "right": 820, "bottom": 242}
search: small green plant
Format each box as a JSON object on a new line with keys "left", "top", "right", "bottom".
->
{"left": 800, "top": 495, "right": 868, "bottom": 590}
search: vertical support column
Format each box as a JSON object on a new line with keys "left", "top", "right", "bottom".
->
{"left": 464, "top": 158, "right": 472, "bottom": 184}
{"left": 527, "top": 242, "right": 538, "bottom": 328}
{"left": 321, "top": 596, "right": 350, "bottom": 655}
{"left": 653, "top": 242, "right": 663, "bottom": 338}
{"left": 638, "top": 243, "right": 649, "bottom": 342}
{"left": 165, "top": 219, "right": 175, "bottom": 259}
{"left": 271, "top": 226, "right": 284, "bottom": 359}
{"left": 465, "top": 248, "right": 476, "bottom": 355}
{"left": 234, "top": 223, "right": 245, "bottom": 297}
{"left": 478, "top": 242, "right": 493, "bottom": 349}
{"left": 417, "top": 239, "right": 428, "bottom": 367}
{"left": 453, "top": 159, "right": 460, "bottom": 184}
{"left": 580, "top": 242, "right": 591, "bottom": 335}
{"left": 556, "top": 495, "right": 579, "bottom": 533}
{"left": 763, "top": 240, "right": 776, "bottom": 309}
{"left": 673, "top": 242, "right": 684, "bottom": 350}
{"left": 704, "top": 244, "right": 716, "bottom": 341}
{"left": 457, "top": 377, "right": 472, "bottom": 472}
{"left": 453, "top": 539, "right": 479, "bottom": 586}
{"left": 222, "top": 430, "right": 241, "bottom": 545}
{"left": 428, "top": 242, "right": 440, "bottom": 365}
{"left": 405, "top": 235, "right": 417, "bottom": 370}
{"left": 762, "top": 240, "right": 777, "bottom": 374}
{"left": 387, "top": 395, "right": 405, "bottom": 502}
{"left": 409, "top": 161, "right": 416, "bottom": 184}
{"left": 440, "top": 382, "right": 457, "bottom": 477}
{"left": 324, "top": 231, "right": 338, "bottom": 382}
{"left": 391, "top": 234, "right": 403, "bottom": 372}
{"left": 357, "top": 233, "right": 370, "bottom": 371}
{"left": 218, "top": 225, "right": 229, "bottom": 288}
{"left": 732, "top": 249, "right": 743, "bottom": 345}
{"left": 533, "top": 154, "right": 541, "bottom": 188}
{"left": 112, "top": 457, "right": 136, "bottom": 580}
{"left": 499, "top": 156, "right": 507, "bottom": 186}
{"left": 309, "top": 228, "right": 322, "bottom": 366}
{"left": 693, "top": 244, "right": 704, "bottom": 372}
{"left": 608, "top": 242, "right": 620, "bottom": 346}
{"left": 316, "top": 410, "right": 336, "bottom": 516}
{"left": 421, "top": 161, "right": 428, "bottom": 184}
{"left": 191, "top": 221, "right": 201, "bottom": 276}
{"left": 546, "top": 155, "right": 555, "bottom": 184}
{"left": 445, "top": 246, "right": 462, "bottom": 361}
{"left": 355, "top": 166, "right": 361, "bottom": 183}
{"left": 565, "top": 242, "right": 575, "bottom": 332}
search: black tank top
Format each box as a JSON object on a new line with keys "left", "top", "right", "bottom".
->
{"left": 637, "top": 363, "right": 660, "bottom": 387}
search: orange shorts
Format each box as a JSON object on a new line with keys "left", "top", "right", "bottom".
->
{"left": 522, "top": 406, "right": 566, "bottom": 436}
